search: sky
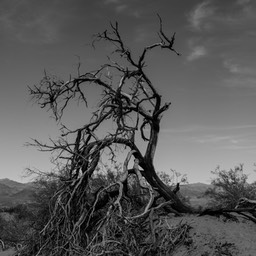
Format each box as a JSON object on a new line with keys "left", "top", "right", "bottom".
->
{"left": 0, "top": 0, "right": 256, "bottom": 184}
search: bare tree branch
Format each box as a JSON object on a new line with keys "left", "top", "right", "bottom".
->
{"left": 26, "top": 16, "right": 192, "bottom": 256}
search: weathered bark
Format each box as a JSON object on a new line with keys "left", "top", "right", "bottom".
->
{"left": 141, "top": 161, "right": 192, "bottom": 213}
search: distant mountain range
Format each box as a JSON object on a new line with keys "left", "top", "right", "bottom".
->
{"left": 0, "top": 179, "right": 212, "bottom": 207}
{"left": 180, "top": 182, "right": 213, "bottom": 198}
{"left": 0, "top": 178, "right": 36, "bottom": 207}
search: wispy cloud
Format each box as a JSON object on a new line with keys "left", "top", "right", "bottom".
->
{"left": 162, "top": 124, "right": 256, "bottom": 134}
{"left": 188, "top": 1, "right": 215, "bottom": 31}
{"left": 115, "top": 4, "right": 128, "bottom": 13}
{"left": 223, "top": 77, "right": 256, "bottom": 89}
{"left": 222, "top": 58, "right": 256, "bottom": 89}
{"left": 186, "top": 0, "right": 256, "bottom": 65}
{"left": 0, "top": 0, "right": 60, "bottom": 44}
{"left": 163, "top": 123, "right": 256, "bottom": 154}
{"left": 188, "top": 0, "right": 255, "bottom": 31}
{"left": 103, "top": 0, "right": 140, "bottom": 17}
{"left": 222, "top": 144, "right": 256, "bottom": 151}
{"left": 104, "top": 0, "right": 121, "bottom": 3}
{"left": 195, "top": 135, "right": 236, "bottom": 144}
{"left": 190, "top": 131, "right": 256, "bottom": 153}
{"left": 236, "top": 0, "right": 251, "bottom": 6}
{"left": 187, "top": 45, "right": 207, "bottom": 61}
{"left": 223, "top": 59, "right": 255, "bottom": 76}
{"left": 226, "top": 125, "right": 256, "bottom": 130}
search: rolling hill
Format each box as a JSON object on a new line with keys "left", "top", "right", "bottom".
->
{"left": 0, "top": 178, "right": 213, "bottom": 208}
{"left": 180, "top": 182, "right": 212, "bottom": 198}
{"left": 0, "top": 179, "right": 36, "bottom": 207}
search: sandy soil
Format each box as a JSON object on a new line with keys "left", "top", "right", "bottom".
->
{"left": 0, "top": 249, "right": 16, "bottom": 256}
{"left": 1, "top": 214, "right": 255, "bottom": 255}
{"left": 170, "top": 214, "right": 256, "bottom": 256}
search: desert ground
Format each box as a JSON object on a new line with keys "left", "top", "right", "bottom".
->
{"left": 170, "top": 214, "right": 256, "bottom": 256}
{"left": 1, "top": 214, "right": 256, "bottom": 256}
{"left": 1, "top": 182, "right": 255, "bottom": 255}
{"left": 0, "top": 249, "right": 16, "bottom": 256}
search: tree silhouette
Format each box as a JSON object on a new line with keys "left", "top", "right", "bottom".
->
{"left": 28, "top": 16, "right": 192, "bottom": 255}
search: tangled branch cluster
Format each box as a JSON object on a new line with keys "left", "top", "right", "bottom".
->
{"left": 25, "top": 150, "right": 184, "bottom": 256}
{"left": 24, "top": 16, "right": 192, "bottom": 255}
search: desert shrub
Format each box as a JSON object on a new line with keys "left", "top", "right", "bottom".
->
{"left": 0, "top": 204, "right": 38, "bottom": 250}
{"left": 32, "top": 177, "right": 60, "bottom": 225}
{"left": 20, "top": 166, "right": 191, "bottom": 255}
{"left": 205, "top": 164, "right": 256, "bottom": 208}
{"left": 21, "top": 166, "right": 146, "bottom": 255}
{"left": 0, "top": 177, "right": 60, "bottom": 254}
{"left": 157, "top": 170, "right": 190, "bottom": 206}
{"left": 19, "top": 176, "right": 61, "bottom": 255}
{"left": 158, "top": 169, "right": 188, "bottom": 187}
{"left": 6, "top": 204, "right": 31, "bottom": 220}
{"left": 0, "top": 212, "right": 29, "bottom": 250}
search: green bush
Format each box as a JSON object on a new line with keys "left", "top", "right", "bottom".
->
{"left": 19, "top": 177, "right": 61, "bottom": 255}
{"left": 0, "top": 212, "right": 28, "bottom": 250}
{"left": 205, "top": 164, "right": 256, "bottom": 208}
{"left": 0, "top": 177, "right": 60, "bottom": 254}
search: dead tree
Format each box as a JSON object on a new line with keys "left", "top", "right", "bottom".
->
{"left": 27, "top": 16, "right": 192, "bottom": 255}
